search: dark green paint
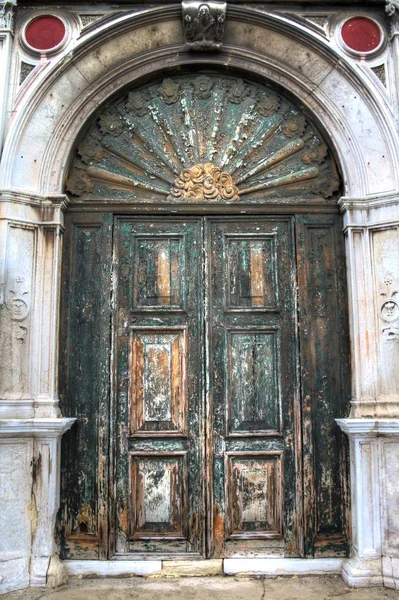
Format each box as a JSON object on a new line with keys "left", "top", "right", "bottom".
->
{"left": 58, "top": 213, "right": 113, "bottom": 559}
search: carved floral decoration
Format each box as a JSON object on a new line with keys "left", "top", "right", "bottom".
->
{"left": 193, "top": 75, "right": 214, "bottom": 99}
{"left": 159, "top": 78, "right": 181, "bottom": 104}
{"left": 380, "top": 273, "right": 399, "bottom": 341}
{"left": 66, "top": 75, "right": 340, "bottom": 202}
{"left": 168, "top": 163, "right": 239, "bottom": 202}
{"left": 99, "top": 114, "right": 123, "bottom": 136}
{"left": 127, "top": 91, "right": 148, "bottom": 116}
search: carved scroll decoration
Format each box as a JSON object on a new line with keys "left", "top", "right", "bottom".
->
{"left": 66, "top": 74, "right": 340, "bottom": 203}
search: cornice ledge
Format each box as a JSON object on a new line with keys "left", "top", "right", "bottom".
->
{"left": 339, "top": 193, "right": 399, "bottom": 212}
{"left": 0, "top": 189, "right": 69, "bottom": 208}
{"left": 0, "top": 418, "right": 76, "bottom": 438}
{"left": 336, "top": 418, "right": 399, "bottom": 437}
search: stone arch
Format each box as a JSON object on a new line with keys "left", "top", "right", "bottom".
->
{"left": 0, "top": 5, "right": 398, "bottom": 199}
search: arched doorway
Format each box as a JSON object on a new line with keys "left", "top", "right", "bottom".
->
{"left": 58, "top": 72, "right": 350, "bottom": 561}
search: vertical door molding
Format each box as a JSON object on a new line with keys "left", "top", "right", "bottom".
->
{"left": 58, "top": 211, "right": 113, "bottom": 561}
{"left": 295, "top": 214, "right": 350, "bottom": 557}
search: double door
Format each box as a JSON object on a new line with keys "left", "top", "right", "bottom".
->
{"left": 59, "top": 212, "right": 350, "bottom": 561}
{"left": 114, "top": 216, "right": 299, "bottom": 558}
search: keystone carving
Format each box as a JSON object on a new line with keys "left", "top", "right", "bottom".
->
{"left": 182, "top": 1, "right": 226, "bottom": 51}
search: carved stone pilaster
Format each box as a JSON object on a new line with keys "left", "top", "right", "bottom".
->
{"left": 0, "top": 418, "right": 75, "bottom": 593}
{"left": 182, "top": 1, "right": 226, "bottom": 51}
{"left": 337, "top": 419, "right": 399, "bottom": 588}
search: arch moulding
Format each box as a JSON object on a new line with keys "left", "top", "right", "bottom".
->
{"left": 1, "top": 6, "right": 398, "bottom": 199}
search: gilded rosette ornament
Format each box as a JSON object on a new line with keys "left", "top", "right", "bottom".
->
{"left": 167, "top": 163, "right": 239, "bottom": 202}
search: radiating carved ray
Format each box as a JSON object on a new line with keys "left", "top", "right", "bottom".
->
{"left": 204, "top": 86, "right": 224, "bottom": 163}
{"left": 219, "top": 97, "right": 258, "bottom": 167}
{"left": 181, "top": 90, "right": 200, "bottom": 164}
{"left": 229, "top": 117, "right": 283, "bottom": 176}
{"left": 238, "top": 166, "right": 320, "bottom": 196}
{"left": 127, "top": 113, "right": 183, "bottom": 175}
{"left": 150, "top": 99, "right": 192, "bottom": 169}
{"left": 87, "top": 166, "right": 169, "bottom": 195}
{"left": 236, "top": 139, "right": 306, "bottom": 185}
{"left": 103, "top": 145, "right": 175, "bottom": 186}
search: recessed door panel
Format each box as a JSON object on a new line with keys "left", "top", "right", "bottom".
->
{"left": 227, "top": 329, "right": 281, "bottom": 435}
{"left": 133, "top": 236, "right": 184, "bottom": 310}
{"left": 227, "top": 236, "right": 278, "bottom": 310}
{"left": 227, "top": 453, "right": 283, "bottom": 538}
{"left": 130, "top": 455, "right": 186, "bottom": 537}
{"left": 131, "top": 329, "right": 187, "bottom": 436}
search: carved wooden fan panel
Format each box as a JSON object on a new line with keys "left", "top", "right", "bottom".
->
{"left": 66, "top": 74, "right": 340, "bottom": 203}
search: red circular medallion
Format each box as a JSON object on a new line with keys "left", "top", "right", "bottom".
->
{"left": 25, "top": 16, "right": 66, "bottom": 51}
{"left": 341, "top": 17, "right": 381, "bottom": 53}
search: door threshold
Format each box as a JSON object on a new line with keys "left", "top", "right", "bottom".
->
{"left": 64, "top": 558, "right": 343, "bottom": 578}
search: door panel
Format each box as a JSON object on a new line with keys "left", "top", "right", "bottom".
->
{"left": 114, "top": 218, "right": 205, "bottom": 556}
{"left": 58, "top": 212, "right": 113, "bottom": 560}
{"left": 207, "top": 218, "right": 301, "bottom": 557}
{"left": 295, "top": 214, "right": 350, "bottom": 556}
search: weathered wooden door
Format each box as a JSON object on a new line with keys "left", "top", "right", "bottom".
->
{"left": 59, "top": 74, "right": 350, "bottom": 562}
{"left": 59, "top": 211, "right": 349, "bottom": 560}
{"left": 112, "top": 215, "right": 299, "bottom": 558}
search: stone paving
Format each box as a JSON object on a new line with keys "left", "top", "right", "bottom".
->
{"left": 2, "top": 576, "right": 399, "bottom": 600}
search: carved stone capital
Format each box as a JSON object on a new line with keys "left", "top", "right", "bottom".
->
{"left": 0, "top": 1, "right": 16, "bottom": 33}
{"left": 386, "top": 0, "right": 399, "bottom": 16}
{"left": 182, "top": 1, "right": 226, "bottom": 51}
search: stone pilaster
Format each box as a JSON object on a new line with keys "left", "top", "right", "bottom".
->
{"left": 337, "top": 419, "right": 399, "bottom": 588}
{"left": 0, "top": 192, "right": 68, "bottom": 419}
{"left": 339, "top": 195, "right": 399, "bottom": 418}
{"left": 0, "top": 191, "right": 74, "bottom": 594}
{"left": 0, "top": 1, "right": 16, "bottom": 153}
{"left": 338, "top": 192, "right": 399, "bottom": 588}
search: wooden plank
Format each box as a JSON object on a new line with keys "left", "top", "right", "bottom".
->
{"left": 58, "top": 212, "right": 113, "bottom": 560}
{"left": 295, "top": 214, "right": 351, "bottom": 557}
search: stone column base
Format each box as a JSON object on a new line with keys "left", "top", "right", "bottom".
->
{"left": 337, "top": 418, "right": 399, "bottom": 590}
{"left": 0, "top": 418, "right": 75, "bottom": 593}
{"left": 342, "top": 556, "right": 383, "bottom": 587}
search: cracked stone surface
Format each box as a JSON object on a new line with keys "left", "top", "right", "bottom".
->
{"left": 2, "top": 576, "right": 399, "bottom": 600}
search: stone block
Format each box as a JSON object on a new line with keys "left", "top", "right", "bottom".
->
{"left": 160, "top": 560, "right": 223, "bottom": 577}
